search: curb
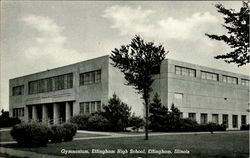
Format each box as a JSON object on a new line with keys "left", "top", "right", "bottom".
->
{"left": 0, "top": 147, "right": 63, "bottom": 158}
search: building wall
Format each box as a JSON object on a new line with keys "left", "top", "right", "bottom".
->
{"left": 152, "top": 59, "right": 249, "bottom": 130}
{"left": 108, "top": 59, "right": 144, "bottom": 116}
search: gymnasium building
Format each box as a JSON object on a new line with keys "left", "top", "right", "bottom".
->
{"left": 9, "top": 55, "right": 249, "bottom": 129}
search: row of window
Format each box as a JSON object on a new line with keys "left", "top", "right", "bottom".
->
{"left": 186, "top": 113, "right": 246, "bottom": 128}
{"left": 79, "top": 101, "right": 102, "bottom": 114}
{"left": 29, "top": 73, "right": 73, "bottom": 94}
{"left": 13, "top": 108, "right": 24, "bottom": 117}
{"left": 79, "top": 70, "right": 101, "bottom": 85}
{"left": 12, "top": 85, "right": 24, "bottom": 96}
{"left": 13, "top": 70, "right": 102, "bottom": 96}
{"left": 175, "top": 65, "right": 249, "bottom": 86}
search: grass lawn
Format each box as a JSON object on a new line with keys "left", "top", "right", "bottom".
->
{"left": 2, "top": 131, "right": 249, "bottom": 158}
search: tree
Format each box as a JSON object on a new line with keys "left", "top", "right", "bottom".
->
{"left": 129, "top": 113, "right": 145, "bottom": 132}
{"left": 205, "top": 2, "right": 249, "bottom": 66}
{"left": 149, "top": 93, "right": 168, "bottom": 131}
{"left": 110, "top": 36, "right": 167, "bottom": 139}
{"left": 102, "top": 93, "right": 131, "bottom": 131}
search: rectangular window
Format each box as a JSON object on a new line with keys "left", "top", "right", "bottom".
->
{"left": 85, "top": 102, "right": 90, "bottom": 113}
{"left": 241, "top": 115, "right": 246, "bottom": 126}
{"left": 241, "top": 79, "right": 249, "bottom": 86}
{"left": 79, "top": 103, "right": 85, "bottom": 114}
{"left": 200, "top": 113, "right": 207, "bottom": 124}
{"left": 188, "top": 113, "right": 196, "bottom": 121}
{"left": 174, "top": 93, "right": 183, "bottom": 100}
{"left": 223, "top": 75, "right": 238, "bottom": 84}
{"left": 175, "top": 66, "right": 196, "bottom": 77}
{"left": 13, "top": 85, "right": 24, "bottom": 96}
{"left": 96, "top": 101, "right": 101, "bottom": 111}
{"left": 232, "top": 115, "right": 238, "bottom": 128}
{"left": 179, "top": 112, "right": 183, "bottom": 118}
{"left": 28, "top": 73, "right": 73, "bottom": 94}
{"left": 212, "top": 114, "right": 219, "bottom": 124}
{"left": 13, "top": 108, "right": 24, "bottom": 117}
{"left": 91, "top": 102, "right": 95, "bottom": 113}
{"left": 80, "top": 70, "right": 101, "bottom": 85}
{"left": 201, "top": 71, "right": 219, "bottom": 81}
{"left": 222, "top": 114, "right": 228, "bottom": 128}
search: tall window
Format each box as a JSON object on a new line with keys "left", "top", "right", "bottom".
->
{"left": 175, "top": 66, "right": 196, "bottom": 77}
{"left": 222, "top": 114, "right": 228, "bottom": 128}
{"left": 28, "top": 73, "right": 73, "bottom": 94}
{"left": 188, "top": 113, "right": 196, "bottom": 121}
{"left": 241, "top": 115, "right": 246, "bottom": 126}
{"left": 232, "top": 115, "right": 238, "bottom": 128}
{"left": 13, "top": 85, "right": 24, "bottom": 96}
{"left": 223, "top": 75, "right": 238, "bottom": 84}
{"left": 96, "top": 101, "right": 101, "bottom": 111}
{"left": 201, "top": 71, "right": 218, "bottom": 81}
{"left": 200, "top": 113, "right": 207, "bottom": 124}
{"left": 241, "top": 79, "right": 249, "bottom": 87}
{"left": 80, "top": 70, "right": 101, "bottom": 85}
{"left": 91, "top": 102, "right": 95, "bottom": 113}
{"left": 79, "top": 103, "right": 85, "bottom": 114}
{"left": 212, "top": 114, "right": 219, "bottom": 124}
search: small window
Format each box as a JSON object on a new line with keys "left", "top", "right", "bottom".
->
{"left": 241, "top": 115, "right": 246, "bottom": 126}
{"left": 85, "top": 102, "right": 90, "bottom": 113}
{"left": 232, "top": 115, "right": 238, "bottom": 128}
{"left": 174, "top": 93, "right": 183, "bottom": 100}
{"left": 97, "top": 101, "right": 101, "bottom": 111}
{"left": 13, "top": 85, "right": 24, "bottom": 96}
{"left": 222, "top": 114, "right": 228, "bottom": 128}
{"left": 212, "top": 114, "right": 219, "bottom": 124}
{"left": 91, "top": 102, "right": 95, "bottom": 113}
{"left": 188, "top": 113, "right": 196, "bottom": 121}
{"left": 200, "top": 113, "right": 207, "bottom": 124}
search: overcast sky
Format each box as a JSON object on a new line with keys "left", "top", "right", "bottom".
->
{"left": 1, "top": 1, "right": 249, "bottom": 111}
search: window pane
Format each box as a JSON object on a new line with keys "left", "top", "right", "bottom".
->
{"left": 97, "top": 101, "right": 101, "bottom": 111}
{"left": 85, "top": 102, "right": 89, "bottom": 113}
{"left": 212, "top": 114, "right": 219, "bottom": 124}
{"left": 91, "top": 102, "right": 95, "bottom": 113}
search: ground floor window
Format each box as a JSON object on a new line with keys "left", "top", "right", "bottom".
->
{"left": 13, "top": 108, "right": 24, "bottom": 117}
{"left": 222, "top": 114, "right": 228, "bottom": 128}
{"left": 212, "top": 114, "right": 219, "bottom": 124}
{"left": 188, "top": 113, "right": 196, "bottom": 121}
{"left": 200, "top": 113, "right": 207, "bottom": 124}
{"left": 241, "top": 115, "right": 246, "bottom": 126}
{"left": 232, "top": 115, "right": 238, "bottom": 128}
{"left": 79, "top": 101, "right": 101, "bottom": 115}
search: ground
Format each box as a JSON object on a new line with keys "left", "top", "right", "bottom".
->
{"left": 0, "top": 130, "right": 249, "bottom": 158}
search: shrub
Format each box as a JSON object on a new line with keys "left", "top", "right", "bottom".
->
{"left": 0, "top": 110, "right": 21, "bottom": 128}
{"left": 62, "top": 123, "right": 77, "bottom": 141}
{"left": 49, "top": 125, "right": 66, "bottom": 143}
{"left": 70, "top": 115, "right": 89, "bottom": 130}
{"left": 10, "top": 123, "right": 50, "bottom": 147}
{"left": 240, "top": 124, "right": 250, "bottom": 130}
{"left": 102, "top": 94, "right": 131, "bottom": 131}
{"left": 87, "top": 114, "right": 109, "bottom": 131}
{"left": 129, "top": 114, "right": 145, "bottom": 132}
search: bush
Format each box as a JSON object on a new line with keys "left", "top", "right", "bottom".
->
{"left": 129, "top": 114, "right": 144, "bottom": 132}
{"left": 87, "top": 114, "right": 109, "bottom": 131}
{"left": 0, "top": 110, "right": 21, "bottom": 128}
{"left": 11, "top": 123, "right": 50, "bottom": 147}
{"left": 62, "top": 123, "right": 77, "bottom": 141}
{"left": 49, "top": 125, "right": 66, "bottom": 143}
{"left": 70, "top": 115, "right": 89, "bottom": 130}
{"left": 240, "top": 124, "right": 250, "bottom": 130}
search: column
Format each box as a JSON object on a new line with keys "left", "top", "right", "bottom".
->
{"left": 65, "top": 102, "right": 71, "bottom": 122}
{"left": 42, "top": 104, "right": 48, "bottom": 123}
{"left": 53, "top": 103, "right": 60, "bottom": 124}
{"left": 32, "top": 105, "right": 38, "bottom": 121}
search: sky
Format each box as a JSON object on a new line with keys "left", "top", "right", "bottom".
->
{"left": 1, "top": 1, "right": 249, "bottom": 111}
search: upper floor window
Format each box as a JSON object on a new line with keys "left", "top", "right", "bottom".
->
{"left": 13, "top": 85, "right": 24, "bottom": 96}
{"left": 222, "top": 75, "right": 238, "bottom": 84}
{"left": 201, "top": 71, "right": 218, "bottom": 81}
{"left": 29, "top": 73, "right": 73, "bottom": 94}
{"left": 80, "top": 70, "right": 101, "bottom": 85}
{"left": 175, "top": 66, "right": 196, "bottom": 77}
{"left": 241, "top": 79, "right": 249, "bottom": 87}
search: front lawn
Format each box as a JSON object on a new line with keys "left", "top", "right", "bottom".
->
{"left": 2, "top": 131, "right": 249, "bottom": 158}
